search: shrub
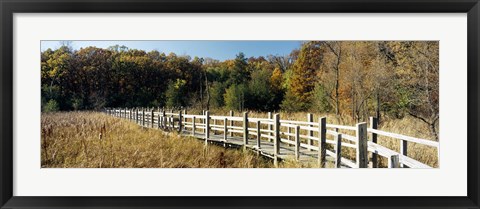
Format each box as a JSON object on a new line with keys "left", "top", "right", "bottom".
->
{"left": 43, "top": 99, "right": 59, "bottom": 112}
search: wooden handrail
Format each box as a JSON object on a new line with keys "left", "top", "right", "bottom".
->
{"left": 105, "top": 108, "right": 438, "bottom": 168}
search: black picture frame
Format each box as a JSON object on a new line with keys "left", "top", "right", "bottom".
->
{"left": 1, "top": 0, "right": 479, "bottom": 208}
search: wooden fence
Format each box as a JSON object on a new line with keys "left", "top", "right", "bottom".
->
{"left": 104, "top": 107, "right": 439, "bottom": 168}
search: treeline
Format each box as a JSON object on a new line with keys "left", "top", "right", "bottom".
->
{"left": 41, "top": 41, "right": 439, "bottom": 138}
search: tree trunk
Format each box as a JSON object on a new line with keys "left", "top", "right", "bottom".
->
{"left": 335, "top": 60, "right": 340, "bottom": 117}
{"left": 376, "top": 90, "right": 381, "bottom": 123}
{"left": 204, "top": 69, "right": 210, "bottom": 110}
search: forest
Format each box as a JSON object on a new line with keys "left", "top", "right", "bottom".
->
{"left": 41, "top": 41, "right": 439, "bottom": 139}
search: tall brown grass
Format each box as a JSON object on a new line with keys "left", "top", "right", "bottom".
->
{"left": 41, "top": 112, "right": 313, "bottom": 168}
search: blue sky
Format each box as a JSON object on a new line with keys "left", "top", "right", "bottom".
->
{"left": 41, "top": 41, "right": 302, "bottom": 61}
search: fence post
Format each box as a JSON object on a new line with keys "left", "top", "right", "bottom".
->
{"left": 135, "top": 108, "right": 139, "bottom": 124}
{"left": 400, "top": 140, "right": 408, "bottom": 168}
{"left": 229, "top": 110, "right": 234, "bottom": 137}
{"left": 307, "top": 113, "right": 313, "bottom": 150}
{"left": 205, "top": 111, "right": 210, "bottom": 145}
{"left": 162, "top": 110, "right": 166, "bottom": 129}
{"left": 192, "top": 116, "right": 196, "bottom": 136}
{"left": 268, "top": 112, "right": 273, "bottom": 142}
{"left": 178, "top": 110, "right": 183, "bottom": 132}
{"left": 273, "top": 114, "right": 280, "bottom": 167}
{"left": 213, "top": 118, "right": 217, "bottom": 135}
{"left": 356, "top": 122, "right": 368, "bottom": 168}
{"left": 295, "top": 125, "right": 300, "bottom": 161}
{"left": 256, "top": 120, "right": 261, "bottom": 150}
{"left": 287, "top": 125, "right": 291, "bottom": 141}
{"left": 183, "top": 109, "right": 187, "bottom": 126}
{"left": 388, "top": 155, "right": 400, "bottom": 168}
{"left": 369, "top": 117, "right": 378, "bottom": 168}
{"left": 318, "top": 117, "right": 327, "bottom": 168}
{"left": 142, "top": 109, "right": 146, "bottom": 127}
{"left": 151, "top": 109, "right": 154, "bottom": 128}
{"left": 159, "top": 108, "right": 163, "bottom": 128}
{"left": 335, "top": 133, "right": 342, "bottom": 168}
{"left": 224, "top": 118, "right": 228, "bottom": 142}
{"left": 157, "top": 111, "right": 161, "bottom": 129}
{"left": 243, "top": 112, "right": 249, "bottom": 149}
{"left": 202, "top": 110, "right": 206, "bottom": 133}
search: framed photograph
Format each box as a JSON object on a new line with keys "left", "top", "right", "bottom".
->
{"left": 1, "top": 0, "right": 479, "bottom": 208}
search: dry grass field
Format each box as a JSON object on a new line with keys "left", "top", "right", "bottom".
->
{"left": 41, "top": 110, "right": 438, "bottom": 168}
{"left": 41, "top": 112, "right": 314, "bottom": 168}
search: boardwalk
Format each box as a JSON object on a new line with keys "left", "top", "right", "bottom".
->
{"left": 105, "top": 108, "right": 439, "bottom": 168}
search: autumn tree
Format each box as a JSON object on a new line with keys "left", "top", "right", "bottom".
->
{"left": 282, "top": 41, "right": 324, "bottom": 111}
{"left": 41, "top": 40, "right": 438, "bottom": 137}
{"left": 41, "top": 46, "right": 73, "bottom": 110}
{"left": 323, "top": 41, "right": 343, "bottom": 117}
{"left": 387, "top": 41, "right": 439, "bottom": 139}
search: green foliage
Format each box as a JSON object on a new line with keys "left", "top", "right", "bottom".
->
{"left": 280, "top": 90, "right": 305, "bottom": 112}
{"left": 247, "top": 68, "right": 274, "bottom": 111}
{"left": 224, "top": 84, "right": 247, "bottom": 111}
{"left": 209, "top": 82, "right": 226, "bottom": 109}
{"left": 71, "top": 98, "right": 83, "bottom": 110}
{"left": 310, "top": 83, "right": 332, "bottom": 113}
{"left": 228, "top": 53, "right": 249, "bottom": 85}
{"left": 43, "top": 99, "right": 59, "bottom": 113}
{"left": 166, "top": 79, "right": 187, "bottom": 108}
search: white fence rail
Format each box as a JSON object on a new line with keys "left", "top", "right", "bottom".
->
{"left": 104, "top": 107, "right": 439, "bottom": 168}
